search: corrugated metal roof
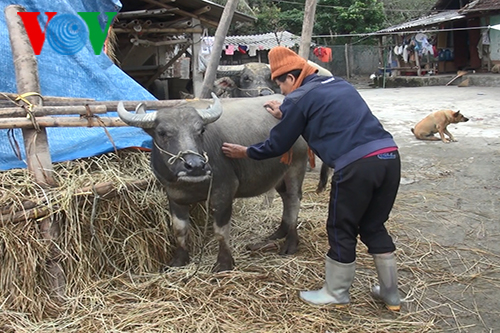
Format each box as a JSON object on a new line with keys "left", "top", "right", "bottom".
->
{"left": 223, "top": 31, "right": 301, "bottom": 50}
{"left": 459, "top": 0, "right": 500, "bottom": 12}
{"left": 377, "top": 10, "right": 465, "bottom": 33}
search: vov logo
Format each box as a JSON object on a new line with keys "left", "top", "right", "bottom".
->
{"left": 17, "top": 12, "right": 117, "bottom": 55}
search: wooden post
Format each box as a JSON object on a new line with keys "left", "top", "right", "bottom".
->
{"left": 298, "top": 0, "right": 317, "bottom": 60}
{"left": 345, "top": 43, "right": 350, "bottom": 79}
{"left": 199, "top": 0, "right": 239, "bottom": 98}
{"left": 4, "top": 5, "right": 57, "bottom": 188}
{"left": 191, "top": 19, "right": 203, "bottom": 97}
{"left": 5, "top": 5, "right": 65, "bottom": 304}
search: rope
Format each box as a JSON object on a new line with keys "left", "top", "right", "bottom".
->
{"left": 153, "top": 141, "right": 209, "bottom": 165}
{"left": 15, "top": 92, "right": 43, "bottom": 132}
{"left": 182, "top": 175, "right": 213, "bottom": 283}
{"left": 236, "top": 86, "right": 275, "bottom": 95}
{"left": 152, "top": 140, "right": 213, "bottom": 281}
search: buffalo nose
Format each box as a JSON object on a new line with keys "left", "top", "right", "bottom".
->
{"left": 260, "top": 89, "right": 273, "bottom": 96}
{"left": 182, "top": 155, "right": 210, "bottom": 176}
{"left": 184, "top": 159, "right": 206, "bottom": 170}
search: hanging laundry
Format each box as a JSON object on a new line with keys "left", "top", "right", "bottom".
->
{"left": 225, "top": 44, "right": 235, "bottom": 55}
{"left": 248, "top": 45, "right": 257, "bottom": 57}
{"left": 238, "top": 45, "right": 248, "bottom": 54}
{"left": 201, "top": 36, "right": 214, "bottom": 55}
{"left": 313, "top": 46, "right": 332, "bottom": 62}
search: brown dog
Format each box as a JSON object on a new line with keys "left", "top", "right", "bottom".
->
{"left": 411, "top": 110, "right": 469, "bottom": 143}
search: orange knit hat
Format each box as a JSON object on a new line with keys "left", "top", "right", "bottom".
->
{"left": 268, "top": 46, "right": 318, "bottom": 91}
{"left": 269, "top": 46, "right": 306, "bottom": 80}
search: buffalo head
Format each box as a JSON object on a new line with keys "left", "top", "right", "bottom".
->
{"left": 117, "top": 93, "right": 222, "bottom": 183}
{"left": 216, "top": 63, "right": 278, "bottom": 97}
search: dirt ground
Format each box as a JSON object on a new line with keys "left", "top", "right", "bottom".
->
{"left": 342, "top": 85, "right": 500, "bottom": 332}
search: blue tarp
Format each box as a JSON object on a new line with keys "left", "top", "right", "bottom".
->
{"left": 0, "top": 0, "right": 155, "bottom": 170}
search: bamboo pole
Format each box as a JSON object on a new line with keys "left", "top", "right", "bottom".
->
{"left": 0, "top": 116, "right": 128, "bottom": 129}
{"left": 18, "top": 99, "right": 188, "bottom": 109}
{"left": 5, "top": 5, "right": 57, "bottom": 188}
{"left": 0, "top": 92, "right": 95, "bottom": 103}
{"left": 0, "top": 105, "right": 107, "bottom": 117}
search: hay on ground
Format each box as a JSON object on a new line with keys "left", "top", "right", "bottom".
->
{"left": 0, "top": 150, "right": 498, "bottom": 332}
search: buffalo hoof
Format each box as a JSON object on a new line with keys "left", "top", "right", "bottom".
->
{"left": 268, "top": 222, "right": 288, "bottom": 240}
{"left": 212, "top": 258, "right": 235, "bottom": 273}
{"left": 279, "top": 231, "right": 299, "bottom": 255}
{"left": 212, "top": 243, "right": 234, "bottom": 273}
{"left": 166, "top": 247, "right": 190, "bottom": 269}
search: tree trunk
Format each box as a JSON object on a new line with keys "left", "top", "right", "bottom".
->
{"left": 298, "top": 0, "right": 317, "bottom": 60}
{"left": 4, "top": 5, "right": 57, "bottom": 188}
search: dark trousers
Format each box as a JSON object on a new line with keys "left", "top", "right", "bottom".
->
{"left": 326, "top": 151, "right": 401, "bottom": 263}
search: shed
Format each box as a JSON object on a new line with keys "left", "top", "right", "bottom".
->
{"left": 113, "top": 0, "right": 256, "bottom": 99}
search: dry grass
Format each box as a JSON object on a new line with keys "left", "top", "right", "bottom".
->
{"left": 0, "top": 150, "right": 499, "bottom": 332}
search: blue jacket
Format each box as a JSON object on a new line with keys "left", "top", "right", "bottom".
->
{"left": 247, "top": 75, "right": 397, "bottom": 171}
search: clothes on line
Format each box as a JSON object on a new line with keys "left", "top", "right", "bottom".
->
{"left": 313, "top": 46, "right": 332, "bottom": 62}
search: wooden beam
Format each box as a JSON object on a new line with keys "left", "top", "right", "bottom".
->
{"left": 139, "top": 0, "right": 219, "bottom": 27}
{"left": 113, "top": 27, "right": 203, "bottom": 34}
{"left": 116, "top": 8, "right": 176, "bottom": 19}
{"left": 145, "top": 43, "right": 190, "bottom": 88}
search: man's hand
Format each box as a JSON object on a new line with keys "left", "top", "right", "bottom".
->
{"left": 264, "top": 100, "right": 282, "bottom": 119}
{"left": 222, "top": 143, "right": 248, "bottom": 159}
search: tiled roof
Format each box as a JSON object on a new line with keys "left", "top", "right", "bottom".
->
{"left": 223, "top": 31, "right": 302, "bottom": 50}
{"left": 376, "top": 10, "right": 465, "bottom": 33}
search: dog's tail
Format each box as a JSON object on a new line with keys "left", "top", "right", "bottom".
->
{"left": 411, "top": 128, "right": 415, "bottom": 134}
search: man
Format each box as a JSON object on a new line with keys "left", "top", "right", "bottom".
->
{"left": 221, "top": 46, "right": 401, "bottom": 311}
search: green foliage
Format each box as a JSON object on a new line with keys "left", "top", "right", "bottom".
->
{"left": 315, "top": 0, "right": 385, "bottom": 35}
{"left": 231, "top": 0, "right": 385, "bottom": 42}
{"left": 216, "top": 0, "right": 435, "bottom": 42}
{"left": 380, "top": 0, "right": 436, "bottom": 26}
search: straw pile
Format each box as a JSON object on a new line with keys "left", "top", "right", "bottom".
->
{"left": 0, "top": 150, "right": 498, "bottom": 332}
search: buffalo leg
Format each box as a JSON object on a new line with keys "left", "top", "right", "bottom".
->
{"left": 272, "top": 164, "right": 306, "bottom": 255}
{"left": 167, "top": 200, "right": 190, "bottom": 268}
{"left": 211, "top": 195, "right": 235, "bottom": 272}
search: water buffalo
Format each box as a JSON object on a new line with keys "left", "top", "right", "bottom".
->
{"left": 214, "top": 61, "right": 333, "bottom": 98}
{"left": 117, "top": 94, "right": 308, "bottom": 272}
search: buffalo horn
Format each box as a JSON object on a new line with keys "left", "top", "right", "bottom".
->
{"left": 135, "top": 103, "right": 147, "bottom": 114}
{"left": 196, "top": 93, "right": 222, "bottom": 124}
{"left": 117, "top": 101, "right": 157, "bottom": 128}
{"left": 216, "top": 64, "right": 245, "bottom": 76}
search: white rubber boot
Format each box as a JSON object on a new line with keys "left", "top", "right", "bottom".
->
{"left": 299, "top": 255, "right": 355, "bottom": 307}
{"left": 372, "top": 252, "right": 401, "bottom": 311}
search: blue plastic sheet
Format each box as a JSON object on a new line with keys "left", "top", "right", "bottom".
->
{"left": 0, "top": 0, "right": 155, "bottom": 170}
